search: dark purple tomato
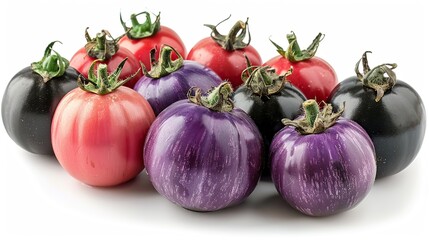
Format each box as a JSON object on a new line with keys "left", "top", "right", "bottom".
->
{"left": 233, "top": 65, "right": 306, "bottom": 179}
{"left": 2, "top": 41, "right": 78, "bottom": 155}
{"left": 328, "top": 51, "right": 426, "bottom": 178}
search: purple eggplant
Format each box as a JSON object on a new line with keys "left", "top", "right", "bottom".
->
{"left": 134, "top": 45, "right": 222, "bottom": 115}
{"left": 144, "top": 82, "right": 262, "bottom": 211}
{"left": 270, "top": 100, "right": 376, "bottom": 216}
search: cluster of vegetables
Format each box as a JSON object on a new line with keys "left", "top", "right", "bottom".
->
{"left": 1, "top": 12, "right": 426, "bottom": 217}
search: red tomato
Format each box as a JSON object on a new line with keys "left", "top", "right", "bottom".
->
{"left": 187, "top": 17, "right": 262, "bottom": 89}
{"left": 70, "top": 29, "right": 143, "bottom": 88}
{"left": 118, "top": 12, "right": 186, "bottom": 70}
{"left": 51, "top": 61, "right": 155, "bottom": 187}
{"left": 264, "top": 32, "right": 338, "bottom": 103}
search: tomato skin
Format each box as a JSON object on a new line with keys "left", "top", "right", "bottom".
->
{"left": 270, "top": 117, "right": 376, "bottom": 216}
{"left": 70, "top": 47, "right": 142, "bottom": 88}
{"left": 187, "top": 38, "right": 262, "bottom": 89}
{"left": 51, "top": 87, "right": 155, "bottom": 187}
{"left": 328, "top": 77, "right": 426, "bottom": 178}
{"left": 2, "top": 67, "right": 78, "bottom": 155}
{"left": 119, "top": 26, "right": 187, "bottom": 70}
{"left": 264, "top": 55, "right": 338, "bottom": 103}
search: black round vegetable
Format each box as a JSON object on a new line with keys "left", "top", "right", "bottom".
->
{"left": 2, "top": 41, "right": 78, "bottom": 155}
{"left": 233, "top": 64, "right": 306, "bottom": 179}
{"left": 328, "top": 51, "right": 426, "bottom": 178}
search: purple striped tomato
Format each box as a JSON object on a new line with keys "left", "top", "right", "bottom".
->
{"left": 144, "top": 82, "right": 262, "bottom": 211}
{"left": 270, "top": 100, "right": 376, "bottom": 216}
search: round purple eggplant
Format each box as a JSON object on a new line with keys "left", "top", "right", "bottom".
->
{"left": 270, "top": 100, "right": 376, "bottom": 216}
{"left": 134, "top": 45, "right": 222, "bottom": 115}
{"left": 144, "top": 82, "right": 262, "bottom": 211}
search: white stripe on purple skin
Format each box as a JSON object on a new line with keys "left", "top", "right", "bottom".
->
{"left": 270, "top": 118, "right": 376, "bottom": 216}
{"left": 144, "top": 100, "right": 262, "bottom": 211}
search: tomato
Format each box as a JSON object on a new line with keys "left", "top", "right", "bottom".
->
{"left": 328, "top": 51, "right": 426, "bottom": 178}
{"left": 187, "top": 17, "right": 262, "bottom": 89}
{"left": 118, "top": 12, "right": 186, "bottom": 70}
{"left": 51, "top": 59, "right": 155, "bottom": 187}
{"left": 70, "top": 28, "right": 142, "bottom": 88}
{"left": 2, "top": 41, "right": 78, "bottom": 155}
{"left": 264, "top": 32, "right": 337, "bottom": 103}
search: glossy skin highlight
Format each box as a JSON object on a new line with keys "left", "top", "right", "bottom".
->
{"left": 233, "top": 84, "right": 306, "bottom": 179}
{"left": 2, "top": 67, "right": 78, "bottom": 155}
{"left": 134, "top": 60, "right": 222, "bottom": 115}
{"left": 144, "top": 100, "right": 263, "bottom": 211}
{"left": 270, "top": 118, "right": 376, "bottom": 216}
{"left": 119, "top": 26, "right": 187, "bottom": 70}
{"left": 264, "top": 55, "right": 337, "bottom": 103}
{"left": 187, "top": 38, "right": 262, "bottom": 89}
{"left": 328, "top": 77, "right": 426, "bottom": 178}
{"left": 51, "top": 87, "right": 155, "bottom": 187}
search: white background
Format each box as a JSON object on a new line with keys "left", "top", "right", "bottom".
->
{"left": 0, "top": 0, "right": 428, "bottom": 239}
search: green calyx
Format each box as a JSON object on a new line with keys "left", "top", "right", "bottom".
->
{"left": 355, "top": 51, "right": 397, "bottom": 102}
{"left": 120, "top": 11, "right": 161, "bottom": 39}
{"left": 77, "top": 58, "right": 139, "bottom": 95}
{"left": 204, "top": 15, "right": 251, "bottom": 51}
{"left": 143, "top": 44, "right": 183, "bottom": 79}
{"left": 31, "top": 41, "right": 69, "bottom": 82}
{"left": 84, "top": 28, "right": 122, "bottom": 61}
{"left": 282, "top": 99, "right": 344, "bottom": 135}
{"left": 242, "top": 55, "right": 293, "bottom": 97}
{"left": 188, "top": 82, "right": 234, "bottom": 112}
{"left": 270, "top": 31, "right": 324, "bottom": 62}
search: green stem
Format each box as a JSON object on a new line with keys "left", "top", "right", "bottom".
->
{"left": 224, "top": 20, "right": 247, "bottom": 51}
{"left": 144, "top": 45, "right": 183, "bottom": 79}
{"left": 355, "top": 51, "right": 397, "bottom": 102}
{"left": 130, "top": 13, "right": 141, "bottom": 26}
{"left": 303, "top": 100, "right": 319, "bottom": 128}
{"left": 42, "top": 55, "right": 60, "bottom": 73}
{"left": 120, "top": 11, "right": 161, "bottom": 39}
{"left": 31, "top": 41, "right": 69, "bottom": 82}
{"left": 281, "top": 100, "right": 344, "bottom": 135}
{"left": 204, "top": 16, "right": 250, "bottom": 51}
{"left": 84, "top": 28, "right": 120, "bottom": 61}
{"left": 188, "top": 82, "right": 234, "bottom": 112}
{"left": 96, "top": 32, "right": 106, "bottom": 51}
{"left": 286, "top": 32, "right": 324, "bottom": 62}
{"left": 97, "top": 64, "right": 109, "bottom": 94}
{"left": 286, "top": 31, "right": 302, "bottom": 56}
{"left": 77, "top": 58, "right": 139, "bottom": 95}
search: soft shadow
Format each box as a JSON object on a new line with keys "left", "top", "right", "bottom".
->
{"left": 21, "top": 150, "right": 63, "bottom": 169}
{"left": 251, "top": 193, "right": 304, "bottom": 220}
{"left": 364, "top": 163, "right": 421, "bottom": 219}
{"left": 87, "top": 172, "right": 158, "bottom": 196}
